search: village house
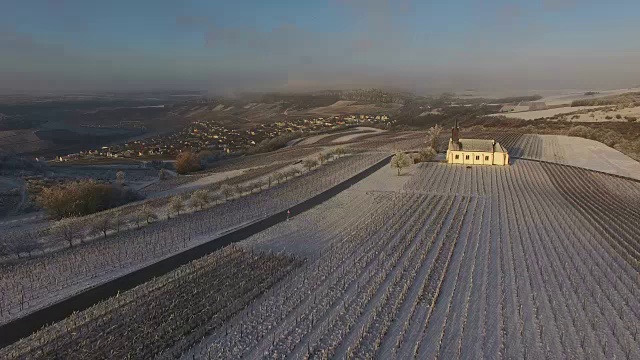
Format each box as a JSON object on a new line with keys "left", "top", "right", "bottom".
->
{"left": 446, "top": 121, "right": 509, "bottom": 166}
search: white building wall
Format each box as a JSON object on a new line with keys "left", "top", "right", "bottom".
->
{"left": 446, "top": 150, "right": 508, "bottom": 166}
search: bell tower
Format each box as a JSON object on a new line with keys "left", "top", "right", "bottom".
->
{"left": 451, "top": 119, "right": 460, "bottom": 144}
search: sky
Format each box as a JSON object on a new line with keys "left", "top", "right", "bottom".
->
{"left": 1, "top": 0, "right": 640, "bottom": 95}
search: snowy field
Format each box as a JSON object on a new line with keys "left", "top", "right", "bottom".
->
{"left": 296, "top": 132, "right": 343, "bottom": 146}
{"left": 489, "top": 106, "right": 603, "bottom": 120}
{"left": 566, "top": 106, "right": 640, "bottom": 122}
{"left": 330, "top": 127, "right": 386, "bottom": 143}
{"left": 4, "top": 160, "right": 640, "bottom": 358}
{"left": 538, "top": 88, "right": 638, "bottom": 106}
{"left": 0, "top": 153, "right": 386, "bottom": 325}
{"left": 492, "top": 134, "right": 640, "bottom": 180}
{"left": 183, "top": 161, "right": 640, "bottom": 359}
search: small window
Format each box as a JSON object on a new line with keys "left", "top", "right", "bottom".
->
{"left": 475, "top": 156, "right": 480, "bottom": 160}
{"left": 455, "top": 155, "right": 459, "bottom": 160}
{"left": 465, "top": 155, "right": 469, "bottom": 160}
{"left": 485, "top": 156, "right": 489, "bottom": 161}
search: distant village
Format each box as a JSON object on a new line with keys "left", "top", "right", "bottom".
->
{"left": 56, "top": 114, "right": 390, "bottom": 162}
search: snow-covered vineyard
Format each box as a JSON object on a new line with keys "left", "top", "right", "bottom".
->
{"left": 1, "top": 247, "right": 303, "bottom": 359}
{"left": 482, "top": 133, "right": 640, "bottom": 180}
{"left": 189, "top": 161, "right": 640, "bottom": 359}
{"left": 2, "top": 152, "right": 639, "bottom": 359}
{"left": 0, "top": 153, "right": 386, "bottom": 325}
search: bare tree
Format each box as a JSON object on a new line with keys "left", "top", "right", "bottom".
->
{"left": 426, "top": 124, "right": 443, "bottom": 151}
{"left": 51, "top": 217, "right": 83, "bottom": 247}
{"left": 234, "top": 184, "right": 244, "bottom": 197}
{"left": 288, "top": 168, "right": 301, "bottom": 178}
{"left": 317, "top": 153, "right": 328, "bottom": 165}
{"left": 159, "top": 168, "right": 171, "bottom": 180}
{"left": 191, "top": 190, "right": 210, "bottom": 210}
{"left": 112, "top": 211, "right": 124, "bottom": 233}
{"left": 253, "top": 180, "right": 266, "bottom": 192}
{"left": 334, "top": 147, "right": 346, "bottom": 158}
{"left": 391, "top": 151, "right": 411, "bottom": 176}
{"left": 303, "top": 159, "right": 318, "bottom": 172}
{"left": 169, "top": 196, "right": 184, "bottom": 216}
{"left": 273, "top": 172, "right": 285, "bottom": 184}
{"left": 133, "top": 211, "right": 144, "bottom": 229}
{"left": 221, "top": 184, "right": 234, "bottom": 200}
{"left": 115, "top": 171, "right": 126, "bottom": 185}
{"left": 141, "top": 205, "right": 157, "bottom": 225}
{"left": 210, "top": 192, "right": 222, "bottom": 205}
{"left": 91, "top": 216, "right": 113, "bottom": 238}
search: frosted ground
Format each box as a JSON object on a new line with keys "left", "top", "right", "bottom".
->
{"left": 0, "top": 152, "right": 386, "bottom": 325}
{"left": 538, "top": 88, "right": 639, "bottom": 106}
{"left": 505, "top": 134, "right": 640, "bottom": 180}
{"left": 565, "top": 106, "right": 640, "bottom": 122}
{"left": 188, "top": 160, "right": 640, "bottom": 359}
{"left": 3, "top": 132, "right": 640, "bottom": 358}
{"left": 489, "top": 106, "right": 603, "bottom": 120}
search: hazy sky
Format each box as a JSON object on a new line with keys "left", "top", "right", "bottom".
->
{"left": 1, "top": 0, "right": 639, "bottom": 95}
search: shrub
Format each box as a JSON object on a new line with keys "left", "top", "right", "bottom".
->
{"left": 37, "top": 180, "right": 140, "bottom": 219}
{"left": 625, "top": 116, "right": 637, "bottom": 122}
{"left": 616, "top": 114, "right": 622, "bottom": 119}
{"left": 333, "top": 147, "right": 347, "bottom": 158}
{"left": 601, "top": 130, "right": 622, "bottom": 147}
{"left": 418, "top": 147, "right": 437, "bottom": 162}
{"left": 175, "top": 151, "right": 202, "bottom": 174}
{"left": 567, "top": 125, "right": 594, "bottom": 139}
{"left": 245, "top": 132, "right": 302, "bottom": 155}
{"left": 197, "top": 150, "right": 223, "bottom": 164}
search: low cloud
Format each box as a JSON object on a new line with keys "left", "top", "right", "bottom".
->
{"left": 2, "top": 0, "right": 638, "bottom": 95}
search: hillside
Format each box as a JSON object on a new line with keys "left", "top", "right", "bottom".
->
{"left": 3, "top": 136, "right": 639, "bottom": 358}
{"left": 0, "top": 89, "right": 409, "bottom": 157}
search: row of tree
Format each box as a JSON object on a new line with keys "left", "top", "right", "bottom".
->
{"left": 20, "top": 148, "right": 351, "bottom": 254}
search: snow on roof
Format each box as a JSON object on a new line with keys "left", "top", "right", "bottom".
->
{"left": 448, "top": 138, "right": 507, "bottom": 153}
